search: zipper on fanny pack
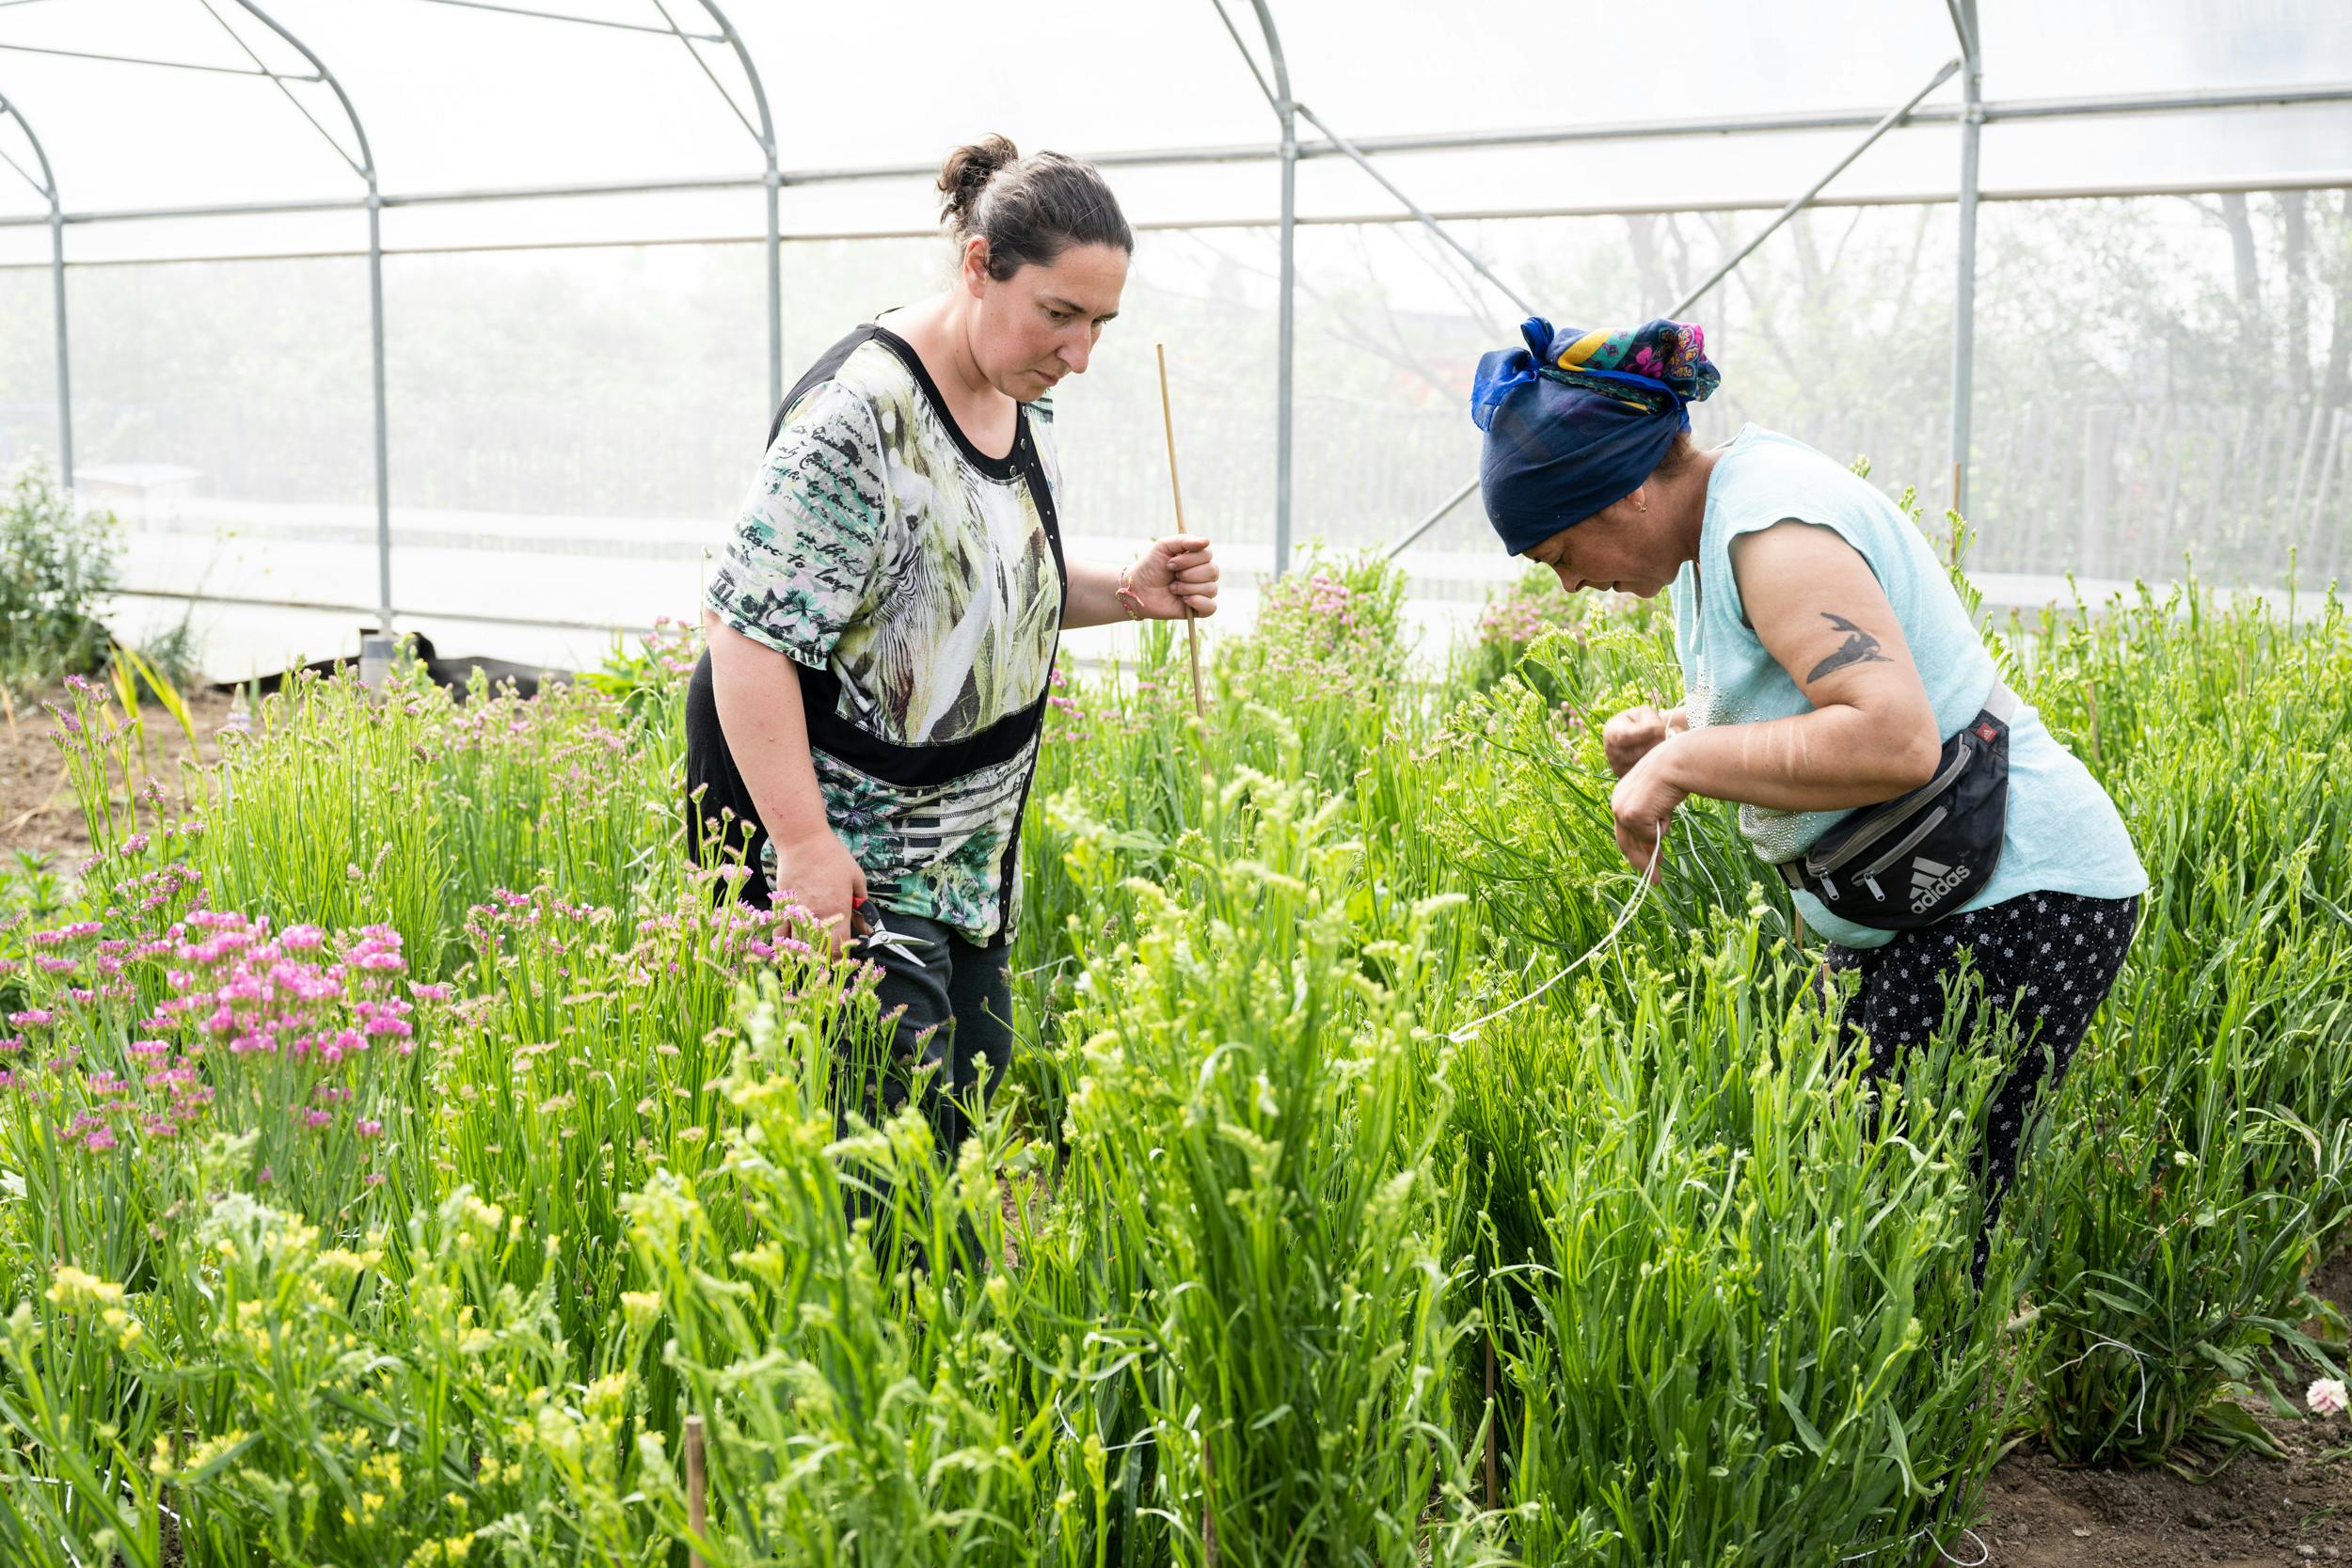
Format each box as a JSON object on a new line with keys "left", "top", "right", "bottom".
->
{"left": 1806, "top": 735, "right": 1974, "bottom": 878}
{"left": 1857, "top": 804, "right": 1951, "bottom": 900}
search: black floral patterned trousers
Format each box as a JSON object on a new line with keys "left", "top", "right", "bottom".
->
{"left": 1820, "top": 890, "right": 2142, "bottom": 1286}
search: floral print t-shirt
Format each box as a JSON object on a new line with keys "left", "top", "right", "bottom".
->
{"left": 704, "top": 324, "right": 1067, "bottom": 944}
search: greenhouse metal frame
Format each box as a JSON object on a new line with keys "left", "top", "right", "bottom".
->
{"left": 0, "top": 0, "right": 2347, "bottom": 639}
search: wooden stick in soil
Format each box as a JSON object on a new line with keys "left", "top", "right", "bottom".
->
{"left": 685, "top": 1414, "right": 707, "bottom": 1568}
{"left": 0, "top": 683, "right": 19, "bottom": 784}
{"left": 1154, "top": 342, "right": 1208, "bottom": 720}
{"left": 1484, "top": 1333, "right": 1498, "bottom": 1510}
{"left": 1202, "top": 1428, "right": 1216, "bottom": 1568}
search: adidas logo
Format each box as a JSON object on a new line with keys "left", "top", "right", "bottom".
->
{"left": 1909, "top": 855, "right": 1971, "bottom": 913}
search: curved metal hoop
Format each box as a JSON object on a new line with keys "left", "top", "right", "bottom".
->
{"left": 0, "top": 84, "right": 70, "bottom": 484}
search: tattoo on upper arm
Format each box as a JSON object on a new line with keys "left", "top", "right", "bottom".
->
{"left": 1804, "top": 611, "right": 1892, "bottom": 684}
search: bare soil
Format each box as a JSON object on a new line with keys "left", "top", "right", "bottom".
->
{"left": 1977, "top": 1249, "right": 2352, "bottom": 1566}
{"left": 0, "top": 680, "right": 235, "bottom": 867}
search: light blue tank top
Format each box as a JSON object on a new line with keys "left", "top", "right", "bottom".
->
{"left": 1671, "top": 425, "right": 2147, "bottom": 950}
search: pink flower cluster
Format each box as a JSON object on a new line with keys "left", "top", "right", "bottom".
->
{"left": 7, "top": 908, "right": 438, "bottom": 1160}
{"left": 638, "top": 881, "right": 825, "bottom": 971}
{"left": 1043, "top": 664, "right": 1095, "bottom": 739}
{"left": 641, "top": 616, "right": 702, "bottom": 680}
{"left": 1235, "top": 567, "right": 1402, "bottom": 703}
{"left": 152, "top": 911, "right": 420, "bottom": 1065}
{"left": 467, "top": 880, "right": 830, "bottom": 996}
{"left": 1477, "top": 578, "right": 1587, "bottom": 650}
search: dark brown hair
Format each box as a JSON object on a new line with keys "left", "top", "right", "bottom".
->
{"left": 1651, "top": 430, "right": 1699, "bottom": 483}
{"left": 937, "top": 135, "right": 1133, "bottom": 281}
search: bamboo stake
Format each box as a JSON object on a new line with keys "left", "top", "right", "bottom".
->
{"left": 1202, "top": 1427, "right": 1216, "bottom": 1568}
{"left": 0, "top": 683, "right": 19, "bottom": 784}
{"left": 685, "top": 1414, "right": 707, "bottom": 1568}
{"left": 1153, "top": 343, "right": 1209, "bottom": 720}
{"left": 1483, "top": 1334, "right": 1498, "bottom": 1510}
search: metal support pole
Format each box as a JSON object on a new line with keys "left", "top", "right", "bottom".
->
{"left": 1380, "top": 54, "right": 1963, "bottom": 563}
{"left": 1383, "top": 475, "right": 1480, "bottom": 560}
{"left": 228, "top": 3, "right": 392, "bottom": 645}
{"left": 48, "top": 196, "right": 69, "bottom": 486}
{"left": 685, "top": 2, "right": 782, "bottom": 415}
{"left": 1948, "top": 0, "right": 1984, "bottom": 518}
{"left": 1234, "top": 0, "right": 1299, "bottom": 578}
{"left": 0, "top": 89, "right": 71, "bottom": 486}
{"left": 1669, "top": 56, "right": 1960, "bottom": 316}
{"left": 1277, "top": 108, "right": 1296, "bottom": 578}
{"left": 1290, "top": 102, "right": 1537, "bottom": 320}
{"left": 409, "top": 0, "right": 725, "bottom": 40}
{"left": 368, "top": 194, "right": 392, "bottom": 635}
{"left": 5, "top": 81, "right": 2348, "bottom": 234}
{"left": 766, "top": 168, "right": 782, "bottom": 412}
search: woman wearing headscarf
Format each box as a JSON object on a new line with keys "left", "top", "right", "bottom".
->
{"left": 1471, "top": 316, "right": 2147, "bottom": 1280}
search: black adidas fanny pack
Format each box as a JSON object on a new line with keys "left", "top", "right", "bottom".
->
{"left": 1774, "top": 682, "right": 2016, "bottom": 931}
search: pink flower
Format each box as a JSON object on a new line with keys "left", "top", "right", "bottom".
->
{"left": 2312, "top": 1379, "right": 2348, "bottom": 1418}
{"left": 357, "top": 1118, "right": 384, "bottom": 1138}
{"left": 8, "top": 1010, "right": 54, "bottom": 1029}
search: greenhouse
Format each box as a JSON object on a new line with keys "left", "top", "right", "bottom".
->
{"left": 0, "top": 1, "right": 2348, "bottom": 1563}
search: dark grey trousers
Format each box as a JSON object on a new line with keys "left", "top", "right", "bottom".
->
{"left": 851, "top": 909, "right": 1014, "bottom": 1158}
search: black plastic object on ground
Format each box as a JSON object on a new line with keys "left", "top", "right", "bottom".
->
{"left": 218, "top": 631, "right": 570, "bottom": 700}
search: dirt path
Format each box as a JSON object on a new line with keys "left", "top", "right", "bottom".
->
{"left": 1978, "top": 1249, "right": 2352, "bottom": 1565}
{"left": 0, "top": 681, "right": 235, "bottom": 867}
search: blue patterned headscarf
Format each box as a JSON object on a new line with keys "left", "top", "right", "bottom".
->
{"left": 1470, "top": 317, "right": 1720, "bottom": 555}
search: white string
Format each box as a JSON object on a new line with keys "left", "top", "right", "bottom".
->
{"left": 1842, "top": 1524, "right": 1989, "bottom": 1566}
{"left": 1448, "top": 826, "right": 1666, "bottom": 1043}
{"left": 2044, "top": 1332, "right": 2152, "bottom": 1436}
{"left": 1933, "top": 1527, "right": 1992, "bottom": 1566}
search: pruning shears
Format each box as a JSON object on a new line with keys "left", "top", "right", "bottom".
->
{"left": 851, "top": 895, "right": 932, "bottom": 964}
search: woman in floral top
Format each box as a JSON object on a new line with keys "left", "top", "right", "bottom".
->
{"left": 688, "top": 135, "right": 1218, "bottom": 1156}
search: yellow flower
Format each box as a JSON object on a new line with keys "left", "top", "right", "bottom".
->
{"left": 404, "top": 1531, "right": 477, "bottom": 1567}
{"left": 619, "top": 1291, "right": 662, "bottom": 1331}
{"left": 583, "top": 1372, "right": 631, "bottom": 1419}
{"left": 100, "top": 1307, "right": 143, "bottom": 1351}
{"left": 317, "top": 1247, "right": 384, "bottom": 1278}
{"left": 44, "top": 1265, "right": 124, "bottom": 1312}
{"left": 183, "top": 1429, "right": 249, "bottom": 1471}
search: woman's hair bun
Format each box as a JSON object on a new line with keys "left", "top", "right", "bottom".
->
{"left": 938, "top": 135, "right": 1021, "bottom": 232}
